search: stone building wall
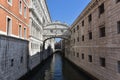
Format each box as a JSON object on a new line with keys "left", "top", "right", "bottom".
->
{"left": 0, "top": 35, "right": 28, "bottom": 80}
{"left": 65, "top": 0, "right": 120, "bottom": 80}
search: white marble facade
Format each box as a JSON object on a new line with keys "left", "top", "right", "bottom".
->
{"left": 29, "top": 0, "right": 55, "bottom": 69}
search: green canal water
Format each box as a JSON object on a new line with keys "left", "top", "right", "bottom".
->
{"left": 20, "top": 53, "right": 94, "bottom": 80}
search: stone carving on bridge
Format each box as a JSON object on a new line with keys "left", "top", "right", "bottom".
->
{"left": 43, "top": 21, "right": 70, "bottom": 40}
{"left": 42, "top": 21, "right": 71, "bottom": 50}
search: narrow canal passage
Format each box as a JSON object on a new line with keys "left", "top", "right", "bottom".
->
{"left": 23, "top": 53, "right": 93, "bottom": 80}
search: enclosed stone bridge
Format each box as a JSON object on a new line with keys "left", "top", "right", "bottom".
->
{"left": 43, "top": 21, "right": 70, "bottom": 50}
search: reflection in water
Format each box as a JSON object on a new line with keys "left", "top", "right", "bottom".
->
{"left": 27, "top": 53, "right": 93, "bottom": 80}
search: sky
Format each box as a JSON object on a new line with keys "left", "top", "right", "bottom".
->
{"left": 46, "top": 0, "right": 91, "bottom": 42}
{"left": 46, "top": 0, "right": 91, "bottom": 25}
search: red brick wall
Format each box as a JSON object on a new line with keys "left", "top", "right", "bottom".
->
{"left": 0, "top": 0, "right": 29, "bottom": 39}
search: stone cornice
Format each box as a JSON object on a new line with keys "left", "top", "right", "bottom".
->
{"left": 29, "top": 7, "right": 43, "bottom": 26}
{"left": 45, "top": 21, "right": 69, "bottom": 28}
{"left": 71, "top": 0, "right": 102, "bottom": 29}
{"left": 39, "top": 0, "right": 51, "bottom": 23}
{"left": 44, "top": 0, "right": 52, "bottom": 22}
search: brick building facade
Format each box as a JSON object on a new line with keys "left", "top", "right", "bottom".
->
{"left": 0, "top": 0, "right": 29, "bottom": 39}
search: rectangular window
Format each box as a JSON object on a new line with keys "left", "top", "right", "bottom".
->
{"left": 82, "top": 35, "right": 84, "bottom": 41}
{"left": 20, "top": 56, "right": 23, "bottom": 63}
{"left": 82, "top": 20, "right": 84, "bottom": 26}
{"left": 19, "top": 25, "right": 22, "bottom": 37}
{"left": 24, "top": 27, "right": 27, "bottom": 39}
{"left": 73, "top": 52, "right": 75, "bottom": 56}
{"left": 116, "top": 0, "right": 120, "bottom": 3}
{"left": 118, "top": 61, "right": 120, "bottom": 73}
{"left": 74, "top": 28, "right": 75, "bottom": 33}
{"left": 24, "top": 6, "right": 27, "bottom": 18}
{"left": 89, "top": 32, "right": 92, "bottom": 40}
{"left": 74, "top": 39, "right": 75, "bottom": 43}
{"left": 77, "top": 25, "right": 79, "bottom": 30}
{"left": 88, "top": 14, "right": 92, "bottom": 22}
{"left": 61, "top": 30, "right": 64, "bottom": 32}
{"left": 50, "top": 30, "right": 53, "bottom": 33}
{"left": 99, "top": 26, "right": 106, "bottom": 37}
{"left": 7, "top": 0, "right": 12, "bottom": 5}
{"left": 7, "top": 17, "right": 12, "bottom": 35}
{"left": 117, "top": 21, "right": 120, "bottom": 34}
{"left": 82, "top": 53, "right": 84, "bottom": 59}
{"left": 77, "top": 37, "right": 79, "bottom": 42}
{"left": 11, "top": 59, "right": 14, "bottom": 67}
{"left": 19, "top": 0, "right": 22, "bottom": 14}
{"left": 99, "top": 3, "right": 104, "bottom": 16}
{"left": 77, "top": 53, "right": 79, "bottom": 57}
{"left": 100, "top": 57, "right": 106, "bottom": 67}
{"left": 88, "top": 55, "right": 92, "bottom": 62}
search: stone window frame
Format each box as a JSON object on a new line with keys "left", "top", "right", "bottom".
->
{"left": 98, "top": 3, "right": 105, "bottom": 17}
{"left": 88, "top": 14, "right": 92, "bottom": 22}
{"left": 82, "top": 35, "right": 84, "bottom": 41}
{"left": 18, "top": 24, "right": 22, "bottom": 38}
{"left": 50, "top": 30, "right": 53, "bottom": 33}
{"left": 7, "top": 0, "right": 12, "bottom": 6}
{"left": 88, "top": 31, "right": 92, "bottom": 40}
{"left": 73, "top": 51, "right": 75, "bottom": 56}
{"left": 20, "top": 56, "right": 23, "bottom": 63}
{"left": 24, "top": 27, "right": 27, "bottom": 39}
{"left": 100, "top": 57, "right": 106, "bottom": 67}
{"left": 77, "top": 53, "right": 79, "bottom": 57}
{"left": 117, "top": 61, "right": 120, "bottom": 73}
{"left": 117, "top": 21, "right": 120, "bottom": 34}
{"left": 24, "top": 5, "right": 27, "bottom": 18}
{"left": 61, "top": 29, "right": 64, "bottom": 32}
{"left": 11, "top": 59, "right": 14, "bottom": 67}
{"left": 77, "top": 25, "right": 79, "bottom": 30}
{"left": 74, "top": 38, "right": 75, "bottom": 43}
{"left": 82, "top": 53, "right": 84, "bottom": 60}
{"left": 19, "top": 0, "right": 22, "bottom": 15}
{"left": 82, "top": 20, "right": 84, "bottom": 26}
{"left": 88, "top": 55, "right": 92, "bottom": 62}
{"left": 99, "top": 25, "right": 106, "bottom": 38}
{"left": 73, "top": 28, "right": 75, "bottom": 33}
{"left": 6, "top": 16, "right": 12, "bottom": 36}
{"left": 77, "top": 37, "right": 79, "bottom": 42}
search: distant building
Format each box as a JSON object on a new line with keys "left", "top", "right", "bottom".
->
{"left": 65, "top": 0, "right": 120, "bottom": 80}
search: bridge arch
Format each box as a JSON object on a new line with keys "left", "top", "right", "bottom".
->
{"left": 43, "top": 36, "right": 68, "bottom": 50}
{"left": 43, "top": 21, "right": 71, "bottom": 50}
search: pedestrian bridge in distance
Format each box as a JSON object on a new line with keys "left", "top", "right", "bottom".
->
{"left": 43, "top": 21, "right": 71, "bottom": 50}
{"left": 54, "top": 49, "right": 62, "bottom": 53}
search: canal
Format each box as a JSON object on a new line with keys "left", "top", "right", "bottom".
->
{"left": 20, "top": 53, "right": 94, "bottom": 80}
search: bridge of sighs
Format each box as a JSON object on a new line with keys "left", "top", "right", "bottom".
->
{"left": 43, "top": 21, "right": 71, "bottom": 50}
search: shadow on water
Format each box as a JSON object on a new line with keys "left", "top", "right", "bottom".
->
{"left": 20, "top": 52, "right": 95, "bottom": 80}
{"left": 62, "top": 58, "right": 92, "bottom": 80}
